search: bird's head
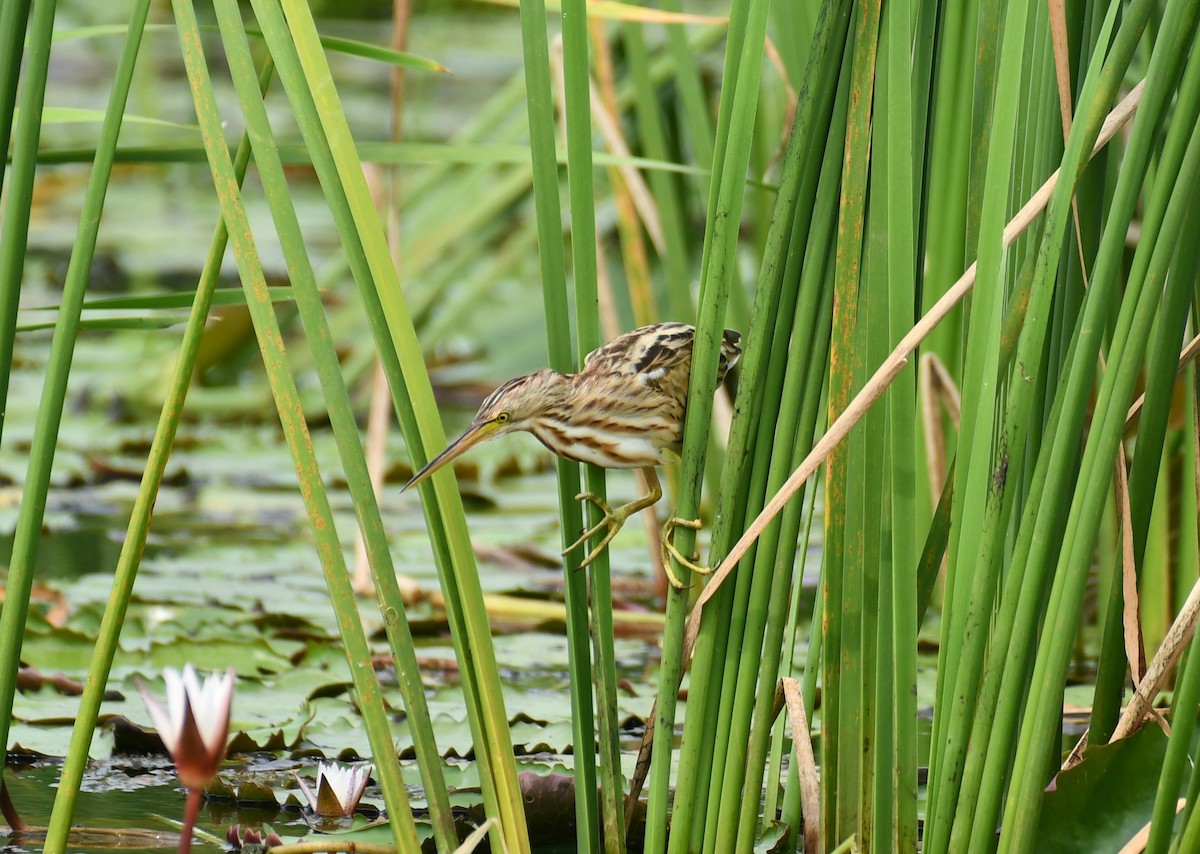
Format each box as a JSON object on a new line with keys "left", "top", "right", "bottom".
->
{"left": 403, "top": 369, "right": 569, "bottom": 491}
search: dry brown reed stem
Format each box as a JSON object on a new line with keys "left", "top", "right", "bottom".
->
{"left": 1111, "top": 574, "right": 1200, "bottom": 742}
{"left": 1114, "top": 446, "right": 1145, "bottom": 688}
{"left": 1107, "top": 381, "right": 1200, "bottom": 744}
{"left": 781, "top": 677, "right": 820, "bottom": 854}
{"left": 588, "top": 82, "right": 665, "bottom": 253}
{"left": 352, "top": 0, "right": 415, "bottom": 598}
{"left": 1125, "top": 330, "right": 1200, "bottom": 428}
{"left": 918, "top": 352, "right": 960, "bottom": 506}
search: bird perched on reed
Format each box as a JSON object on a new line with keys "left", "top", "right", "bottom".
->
{"left": 404, "top": 322, "right": 742, "bottom": 587}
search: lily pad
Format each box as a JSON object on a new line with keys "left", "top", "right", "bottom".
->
{"left": 1033, "top": 725, "right": 1171, "bottom": 853}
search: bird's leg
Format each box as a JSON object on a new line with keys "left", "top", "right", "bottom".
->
{"left": 660, "top": 517, "right": 712, "bottom": 589}
{"left": 563, "top": 466, "right": 664, "bottom": 568}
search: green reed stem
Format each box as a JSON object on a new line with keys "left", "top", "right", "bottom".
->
{"left": 649, "top": 0, "right": 773, "bottom": 849}
{"left": 0, "top": 0, "right": 32, "bottom": 193}
{"left": 48, "top": 97, "right": 259, "bottom": 849}
{"left": 515, "top": 0, "right": 599, "bottom": 847}
{"left": 1091, "top": 14, "right": 1200, "bottom": 744}
{"left": 949, "top": 3, "right": 1181, "bottom": 847}
{"left": 0, "top": 0, "right": 55, "bottom": 447}
{"left": 1146, "top": 564, "right": 1200, "bottom": 853}
{"left": 999, "top": 43, "right": 1200, "bottom": 854}
{"left": 667, "top": 4, "right": 849, "bottom": 848}
{"left": 883, "top": 0, "right": 918, "bottom": 845}
{"left": 35, "top": 6, "right": 155, "bottom": 847}
{"left": 210, "top": 3, "right": 456, "bottom": 846}
{"left": 171, "top": 1, "right": 419, "bottom": 846}
{"left": 259, "top": 0, "right": 530, "bottom": 847}
{"left": 623, "top": 22, "right": 691, "bottom": 319}
{"left": 825, "top": 0, "right": 880, "bottom": 844}
{"left": 558, "top": 0, "right": 625, "bottom": 847}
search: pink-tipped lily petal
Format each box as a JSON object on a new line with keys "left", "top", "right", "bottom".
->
{"left": 137, "top": 665, "right": 234, "bottom": 790}
{"left": 183, "top": 665, "right": 234, "bottom": 755}
{"left": 139, "top": 677, "right": 180, "bottom": 755}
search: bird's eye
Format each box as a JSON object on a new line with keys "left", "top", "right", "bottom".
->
{"left": 495, "top": 411, "right": 511, "bottom": 424}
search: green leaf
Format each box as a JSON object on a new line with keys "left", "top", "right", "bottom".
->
{"left": 28, "top": 287, "right": 297, "bottom": 312}
{"left": 299, "top": 32, "right": 448, "bottom": 73}
{"left": 18, "top": 317, "right": 186, "bottom": 332}
{"left": 52, "top": 22, "right": 448, "bottom": 73}
{"left": 1033, "top": 727, "right": 1170, "bottom": 853}
{"left": 31, "top": 106, "right": 197, "bottom": 130}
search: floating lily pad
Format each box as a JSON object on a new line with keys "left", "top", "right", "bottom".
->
{"left": 1034, "top": 725, "right": 1171, "bottom": 853}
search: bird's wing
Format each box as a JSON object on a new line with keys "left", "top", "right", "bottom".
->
{"left": 583, "top": 323, "right": 697, "bottom": 385}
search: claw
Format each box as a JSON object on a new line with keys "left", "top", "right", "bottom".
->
{"left": 660, "top": 517, "right": 711, "bottom": 589}
{"left": 562, "top": 470, "right": 665, "bottom": 569}
{"left": 562, "top": 492, "right": 625, "bottom": 568}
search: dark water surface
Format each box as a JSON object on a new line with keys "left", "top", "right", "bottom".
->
{"left": 4, "top": 765, "right": 315, "bottom": 853}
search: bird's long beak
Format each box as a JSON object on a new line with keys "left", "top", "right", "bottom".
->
{"left": 402, "top": 421, "right": 497, "bottom": 491}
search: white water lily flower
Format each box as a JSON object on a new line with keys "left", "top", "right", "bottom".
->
{"left": 295, "top": 761, "right": 372, "bottom": 816}
{"left": 137, "top": 664, "right": 234, "bottom": 789}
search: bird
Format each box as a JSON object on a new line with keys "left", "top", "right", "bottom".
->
{"left": 403, "top": 322, "right": 742, "bottom": 588}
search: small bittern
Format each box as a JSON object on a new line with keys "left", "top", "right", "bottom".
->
{"left": 404, "top": 322, "right": 741, "bottom": 587}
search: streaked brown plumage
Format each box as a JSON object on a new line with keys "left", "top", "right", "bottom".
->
{"left": 404, "top": 323, "right": 741, "bottom": 586}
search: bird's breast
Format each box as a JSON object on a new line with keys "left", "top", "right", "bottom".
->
{"left": 530, "top": 415, "right": 680, "bottom": 469}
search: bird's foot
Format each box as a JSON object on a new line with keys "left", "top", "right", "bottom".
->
{"left": 660, "top": 517, "right": 710, "bottom": 589}
{"left": 562, "top": 492, "right": 633, "bottom": 569}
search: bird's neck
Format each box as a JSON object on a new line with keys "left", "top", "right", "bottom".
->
{"left": 526, "top": 370, "right": 577, "bottom": 423}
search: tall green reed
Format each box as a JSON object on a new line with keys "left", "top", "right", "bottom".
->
{"left": 645, "top": 0, "right": 774, "bottom": 846}
{"left": 16, "top": 9, "right": 153, "bottom": 848}
{"left": 170, "top": 0, "right": 421, "bottom": 844}
{"left": 515, "top": 0, "right": 605, "bottom": 846}
{"left": 209, "top": 1, "right": 456, "bottom": 844}
{"left": 48, "top": 64, "right": 261, "bottom": 846}
{"left": 0, "top": 0, "right": 54, "bottom": 444}
{"left": 259, "top": 0, "right": 532, "bottom": 846}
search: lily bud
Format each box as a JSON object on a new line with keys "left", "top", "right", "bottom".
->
{"left": 295, "top": 761, "right": 372, "bottom": 817}
{"left": 138, "top": 664, "right": 234, "bottom": 790}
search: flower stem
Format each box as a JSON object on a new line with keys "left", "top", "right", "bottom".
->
{"left": 179, "top": 787, "right": 202, "bottom": 854}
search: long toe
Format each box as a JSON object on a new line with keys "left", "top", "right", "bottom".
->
{"left": 563, "top": 514, "right": 616, "bottom": 557}
{"left": 662, "top": 563, "right": 692, "bottom": 590}
{"left": 564, "top": 493, "right": 646, "bottom": 568}
{"left": 663, "top": 516, "right": 703, "bottom": 536}
{"left": 563, "top": 531, "right": 588, "bottom": 558}
{"left": 563, "top": 493, "right": 618, "bottom": 557}
{"left": 663, "top": 539, "right": 711, "bottom": 575}
{"left": 660, "top": 516, "right": 712, "bottom": 580}
{"left": 574, "top": 492, "right": 614, "bottom": 516}
{"left": 577, "top": 524, "right": 622, "bottom": 569}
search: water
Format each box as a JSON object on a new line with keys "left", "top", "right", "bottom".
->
{"left": 3, "top": 764, "right": 315, "bottom": 853}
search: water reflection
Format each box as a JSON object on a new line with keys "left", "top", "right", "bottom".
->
{"left": 3, "top": 765, "right": 309, "bottom": 853}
